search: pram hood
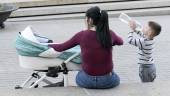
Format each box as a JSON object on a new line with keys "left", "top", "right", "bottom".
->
{"left": 15, "top": 26, "right": 82, "bottom": 64}
{"left": 15, "top": 26, "right": 59, "bottom": 57}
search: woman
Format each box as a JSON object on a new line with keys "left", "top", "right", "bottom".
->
{"left": 49, "top": 6, "right": 123, "bottom": 89}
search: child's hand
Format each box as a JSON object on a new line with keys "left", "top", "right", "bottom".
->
{"left": 129, "top": 20, "right": 136, "bottom": 31}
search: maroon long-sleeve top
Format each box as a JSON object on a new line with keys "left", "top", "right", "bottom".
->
{"left": 49, "top": 30, "right": 123, "bottom": 76}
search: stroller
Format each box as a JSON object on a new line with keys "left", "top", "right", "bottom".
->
{"left": 15, "top": 26, "right": 81, "bottom": 89}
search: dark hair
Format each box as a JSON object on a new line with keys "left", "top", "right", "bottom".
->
{"left": 148, "top": 21, "right": 161, "bottom": 36}
{"left": 86, "top": 6, "right": 112, "bottom": 49}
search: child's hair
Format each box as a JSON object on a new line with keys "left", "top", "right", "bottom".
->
{"left": 148, "top": 21, "right": 161, "bottom": 36}
{"left": 86, "top": 6, "right": 112, "bottom": 49}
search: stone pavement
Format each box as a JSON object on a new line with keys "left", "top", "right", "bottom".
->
{"left": 0, "top": 82, "right": 170, "bottom": 96}
{"left": 0, "top": 15, "right": 170, "bottom": 93}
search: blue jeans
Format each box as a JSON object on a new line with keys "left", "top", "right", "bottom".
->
{"left": 76, "top": 70, "right": 120, "bottom": 89}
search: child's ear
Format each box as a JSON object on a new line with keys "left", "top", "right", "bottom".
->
{"left": 150, "top": 30, "right": 155, "bottom": 37}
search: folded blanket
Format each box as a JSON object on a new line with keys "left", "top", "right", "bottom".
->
{"left": 15, "top": 26, "right": 81, "bottom": 64}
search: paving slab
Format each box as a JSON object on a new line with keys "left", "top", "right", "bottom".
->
{"left": 0, "top": 87, "right": 87, "bottom": 96}
{"left": 85, "top": 82, "right": 170, "bottom": 96}
{"left": 0, "top": 82, "right": 170, "bottom": 96}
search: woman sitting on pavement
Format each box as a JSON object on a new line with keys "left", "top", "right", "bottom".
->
{"left": 49, "top": 6, "right": 123, "bottom": 89}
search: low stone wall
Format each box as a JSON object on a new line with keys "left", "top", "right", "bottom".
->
{"left": 8, "top": 0, "right": 170, "bottom": 18}
{"left": 1, "top": 0, "right": 129, "bottom": 7}
{"left": 1, "top": 0, "right": 170, "bottom": 21}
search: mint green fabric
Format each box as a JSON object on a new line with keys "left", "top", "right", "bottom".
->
{"left": 15, "top": 33, "right": 82, "bottom": 64}
{"left": 57, "top": 52, "right": 81, "bottom": 64}
{"left": 15, "top": 34, "right": 49, "bottom": 57}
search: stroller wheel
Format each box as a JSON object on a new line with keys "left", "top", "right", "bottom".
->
{"left": 0, "top": 23, "right": 5, "bottom": 29}
{"left": 15, "top": 85, "right": 22, "bottom": 89}
{"left": 31, "top": 82, "right": 39, "bottom": 88}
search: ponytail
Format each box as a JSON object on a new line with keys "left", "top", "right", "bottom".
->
{"left": 96, "top": 10, "right": 112, "bottom": 49}
{"left": 86, "top": 7, "right": 112, "bottom": 49}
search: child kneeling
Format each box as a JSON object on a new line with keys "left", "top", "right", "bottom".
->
{"left": 128, "top": 20, "right": 161, "bottom": 82}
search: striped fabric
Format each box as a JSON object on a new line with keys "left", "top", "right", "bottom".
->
{"left": 128, "top": 31, "right": 154, "bottom": 65}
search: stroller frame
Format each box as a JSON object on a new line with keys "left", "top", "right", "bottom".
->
{"left": 15, "top": 53, "right": 80, "bottom": 89}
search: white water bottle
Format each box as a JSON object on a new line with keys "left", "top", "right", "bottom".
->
{"left": 119, "top": 13, "right": 143, "bottom": 31}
